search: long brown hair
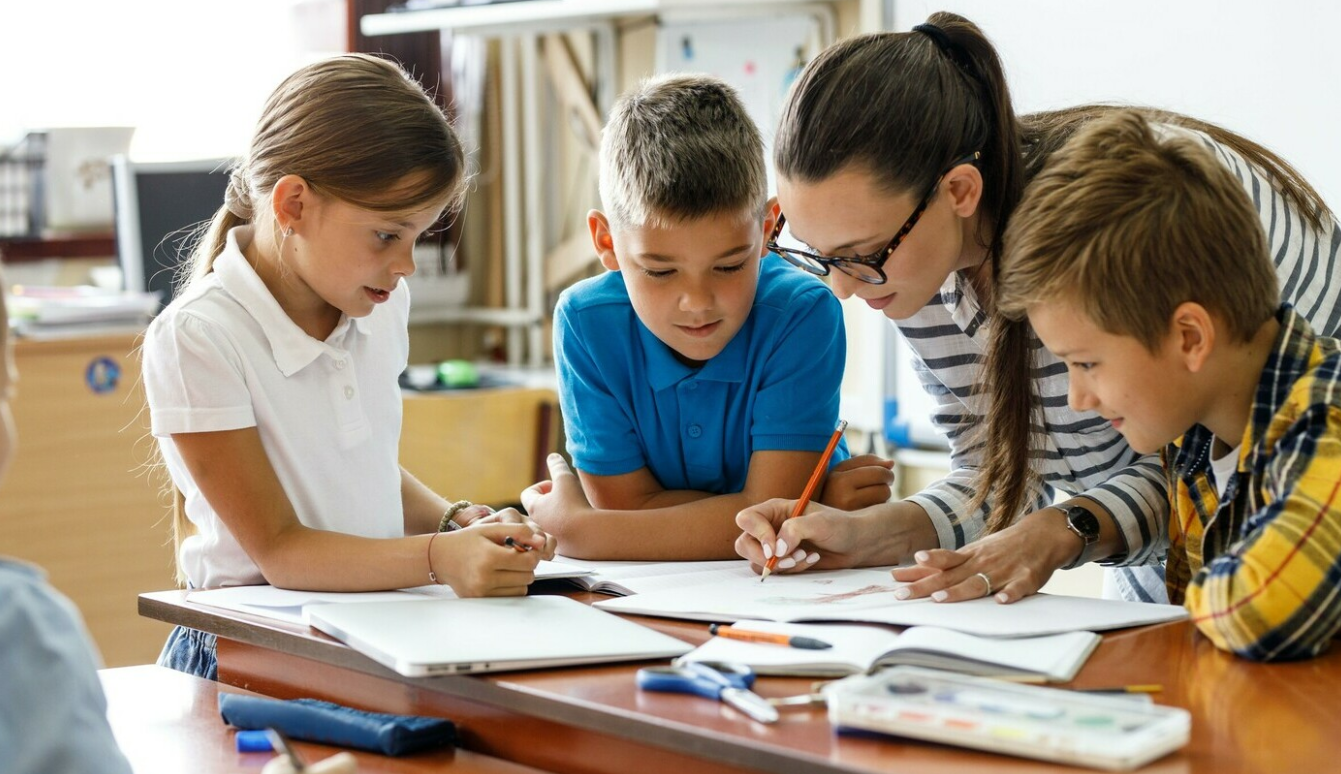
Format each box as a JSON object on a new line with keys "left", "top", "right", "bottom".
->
{"left": 774, "top": 12, "right": 1333, "bottom": 533}
{"left": 167, "top": 53, "right": 467, "bottom": 582}
{"left": 775, "top": 11, "right": 1023, "bottom": 263}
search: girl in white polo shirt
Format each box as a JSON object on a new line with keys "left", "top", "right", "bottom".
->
{"left": 142, "top": 54, "right": 554, "bottom": 680}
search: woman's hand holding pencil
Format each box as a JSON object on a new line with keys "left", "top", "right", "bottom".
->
{"left": 745, "top": 421, "right": 850, "bottom": 582}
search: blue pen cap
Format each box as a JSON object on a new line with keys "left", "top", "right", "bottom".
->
{"left": 236, "top": 729, "right": 274, "bottom": 753}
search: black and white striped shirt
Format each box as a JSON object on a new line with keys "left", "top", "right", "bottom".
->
{"left": 897, "top": 124, "right": 1341, "bottom": 604}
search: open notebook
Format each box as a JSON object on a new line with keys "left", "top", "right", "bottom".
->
{"left": 542, "top": 556, "right": 753, "bottom": 596}
{"left": 679, "top": 621, "right": 1101, "bottom": 682}
{"left": 595, "top": 568, "right": 1189, "bottom": 638}
{"left": 186, "top": 560, "right": 593, "bottom": 626}
{"left": 307, "top": 595, "right": 692, "bottom": 677}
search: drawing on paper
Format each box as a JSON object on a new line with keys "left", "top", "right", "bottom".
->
{"left": 760, "top": 584, "right": 903, "bottom": 607}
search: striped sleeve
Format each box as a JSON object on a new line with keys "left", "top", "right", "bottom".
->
{"left": 1184, "top": 404, "right": 1341, "bottom": 661}
{"left": 1077, "top": 455, "right": 1170, "bottom": 566}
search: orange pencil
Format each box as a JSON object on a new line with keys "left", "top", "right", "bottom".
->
{"left": 760, "top": 419, "right": 847, "bottom": 582}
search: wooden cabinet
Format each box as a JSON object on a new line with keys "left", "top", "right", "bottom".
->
{"left": 0, "top": 334, "right": 173, "bottom": 667}
{"left": 399, "top": 387, "right": 558, "bottom": 508}
{"left": 0, "top": 333, "right": 557, "bottom": 667}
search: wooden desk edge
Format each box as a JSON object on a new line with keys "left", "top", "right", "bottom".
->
{"left": 138, "top": 591, "right": 838, "bottom": 774}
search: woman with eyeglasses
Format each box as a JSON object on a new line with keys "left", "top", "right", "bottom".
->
{"left": 735, "top": 11, "right": 1341, "bottom": 606}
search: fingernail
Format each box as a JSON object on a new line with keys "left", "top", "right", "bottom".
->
{"left": 931, "top": 590, "right": 948, "bottom": 602}
{"left": 775, "top": 539, "right": 787, "bottom": 555}
{"left": 791, "top": 549, "right": 806, "bottom": 561}
{"left": 915, "top": 551, "right": 929, "bottom": 563}
{"left": 894, "top": 588, "right": 910, "bottom": 600}
{"left": 778, "top": 558, "right": 797, "bottom": 569}
{"left": 762, "top": 542, "right": 773, "bottom": 560}
{"left": 996, "top": 592, "right": 1009, "bottom": 604}
{"left": 805, "top": 552, "right": 820, "bottom": 564}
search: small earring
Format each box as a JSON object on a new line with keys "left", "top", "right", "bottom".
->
{"left": 285, "top": 227, "right": 294, "bottom": 237}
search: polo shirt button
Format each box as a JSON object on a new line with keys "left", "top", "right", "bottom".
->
{"left": 344, "top": 386, "right": 355, "bottom": 400}
{"left": 335, "top": 359, "right": 347, "bottom": 370}
{"left": 687, "top": 424, "right": 702, "bottom": 438}
{"left": 686, "top": 381, "right": 697, "bottom": 391}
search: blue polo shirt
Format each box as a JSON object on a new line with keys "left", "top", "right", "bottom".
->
{"left": 555, "top": 254, "right": 848, "bottom": 494}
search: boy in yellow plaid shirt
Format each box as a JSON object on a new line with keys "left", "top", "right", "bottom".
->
{"left": 996, "top": 109, "right": 1341, "bottom": 661}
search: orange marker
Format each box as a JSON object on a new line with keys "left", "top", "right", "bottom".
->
{"left": 708, "top": 623, "right": 832, "bottom": 650}
{"left": 760, "top": 420, "right": 847, "bottom": 582}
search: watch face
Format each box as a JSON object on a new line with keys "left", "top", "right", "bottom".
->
{"left": 1066, "top": 507, "right": 1101, "bottom": 542}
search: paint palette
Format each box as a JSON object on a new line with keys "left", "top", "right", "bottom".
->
{"left": 826, "top": 666, "right": 1190, "bottom": 771}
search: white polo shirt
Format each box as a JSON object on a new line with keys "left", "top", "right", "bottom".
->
{"left": 143, "top": 227, "right": 409, "bottom": 589}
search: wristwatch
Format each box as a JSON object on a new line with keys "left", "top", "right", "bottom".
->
{"left": 1059, "top": 504, "right": 1101, "bottom": 570}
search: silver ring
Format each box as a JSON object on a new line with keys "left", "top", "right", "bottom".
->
{"left": 974, "top": 572, "right": 993, "bottom": 597}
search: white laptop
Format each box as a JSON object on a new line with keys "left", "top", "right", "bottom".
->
{"left": 307, "top": 595, "right": 691, "bottom": 677}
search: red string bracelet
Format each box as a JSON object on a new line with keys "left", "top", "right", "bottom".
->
{"left": 427, "top": 530, "right": 444, "bottom": 584}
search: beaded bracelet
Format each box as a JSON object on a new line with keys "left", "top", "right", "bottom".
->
{"left": 437, "top": 500, "right": 474, "bottom": 533}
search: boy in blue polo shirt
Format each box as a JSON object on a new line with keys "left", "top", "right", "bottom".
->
{"left": 522, "top": 74, "right": 893, "bottom": 560}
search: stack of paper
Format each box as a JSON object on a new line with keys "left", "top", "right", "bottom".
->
{"left": 8, "top": 284, "right": 160, "bottom": 338}
{"left": 187, "top": 560, "right": 593, "bottom": 626}
{"left": 594, "top": 568, "right": 1189, "bottom": 638}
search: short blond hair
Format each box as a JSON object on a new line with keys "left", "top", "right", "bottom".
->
{"left": 599, "top": 74, "right": 767, "bottom": 229}
{"left": 997, "top": 109, "right": 1278, "bottom": 350}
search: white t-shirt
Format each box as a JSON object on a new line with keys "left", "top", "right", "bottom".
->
{"left": 1210, "top": 440, "right": 1241, "bottom": 504}
{"left": 142, "top": 227, "right": 410, "bottom": 589}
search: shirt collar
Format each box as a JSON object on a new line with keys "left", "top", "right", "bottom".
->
{"left": 214, "top": 227, "right": 368, "bottom": 377}
{"left": 945, "top": 270, "right": 988, "bottom": 338}
{"left": 1246, "top": 304, "right": 1316, "bottom": 447}
{"left": 641, "top": 316, "right": 750, "bottom": 391}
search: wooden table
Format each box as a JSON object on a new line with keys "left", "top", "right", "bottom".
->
{"left": 140, "top": 588, "right": 1341, "bottom": 774}
{"left": 100, "top": 664, "right": 553, "bottom": 773}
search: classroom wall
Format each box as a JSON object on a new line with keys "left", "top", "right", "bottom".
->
{"left": 856, "top": 0, "right": 1341, "bottom": 448}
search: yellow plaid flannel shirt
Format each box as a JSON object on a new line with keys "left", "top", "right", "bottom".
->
{"left": 1164, "top": 306, "right": 1341, "bottom": 661}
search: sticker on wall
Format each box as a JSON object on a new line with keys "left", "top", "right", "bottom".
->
{"left": 85, "top": 356, "right": 121, "bottom": 394}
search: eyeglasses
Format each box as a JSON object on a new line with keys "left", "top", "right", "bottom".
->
{"left": 768, "top": 152, "right": 981, "bottom": 285}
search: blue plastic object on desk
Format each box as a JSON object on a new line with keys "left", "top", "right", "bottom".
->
{"left": 218, "top": 693, "right": 456, "bottom": 756}
{"left": 636, "top": 661, "right": 777, "bottom": 724}
{"left": 637, "top": 661, "right": 754, "bottom": 696}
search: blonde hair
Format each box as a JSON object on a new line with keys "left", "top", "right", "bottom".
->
{"left": 979, "top": 109, "right": 1279, "bottom": 533}
{"left": 599, "top": 73, "right": 767, "bottom": 229}
{"left": 168, "top": 54, "right": 468, "bottom": 582}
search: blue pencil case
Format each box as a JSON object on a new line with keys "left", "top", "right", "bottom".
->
{"left": 218, "top": 693, "right": 456, "bottom": 756}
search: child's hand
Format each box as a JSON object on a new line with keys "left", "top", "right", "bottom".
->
{"left": 734, "top": 499, "right": 869, "bottom": 575}
{"left": 467, "top": 507, "right": 557, "bottom": 559}
{"left": 432, "top": 523, "right": 543, "bottom": 596}
{"left": 520, "top": 453, "right": 593, "bottom": 535}
{"left": 819, "top": 454, "right": 895, "bottom": 510}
